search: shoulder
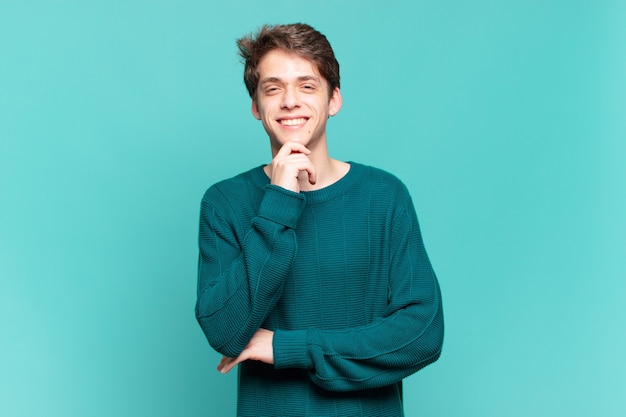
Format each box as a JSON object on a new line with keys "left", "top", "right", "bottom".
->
{"left": 350, "top": 162, "right": 411, "bottom": 199}
{"left": 348, "top": 162, "right": 418, "bottom": 225}
{"left": 201, "top": 166, "right": 267, "bottom": 209}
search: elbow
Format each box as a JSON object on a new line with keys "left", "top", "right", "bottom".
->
{"left": 408, "top": 325, "right": 443, "bottom": 374}
{"left": 421, "top": 279, "right": 445, "bottom": 364}
{"left": 196, "top": 308, "right": 248, "bottom": 358}
{"left": 195, "top": 303, "right": 244, "bottom": 358}
{"left": 432, "top": 304, "right": 445, "bottom": 356}
{"left": 195, "top": 306, "right": 220, "bottom": 351}
{"left": 412, "top": 329, "right": 443, "bottom": 371}
{"left": 196, "top": 313, "right": 244, "bottom": 358}
{"left": 426, "top": 337, "right": 443, "bottom": 366}
{"left": 421, "top": 303, "right": 445, "bottom": 367}
{"left": 408, "top": 301, "right": 444, "bottom": 371}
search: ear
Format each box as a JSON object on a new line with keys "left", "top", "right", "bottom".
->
{"left": 328, "top": 87, "right": 343, "bottom": 117}
{"left": 251, "top": 98, "right": 261, "bottom": 120}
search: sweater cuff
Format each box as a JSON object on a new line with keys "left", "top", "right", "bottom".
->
{"left": 258, "top": 185, "right": 306, "bottom": 229}
{"left": 273, "top": 329, "right": 312, "bottom": 370}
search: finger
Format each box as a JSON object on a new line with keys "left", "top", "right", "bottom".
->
{"left": 217, "top": 355, "right": 237, "bottom": 374}
{"left": 277, "top": 141, "right": 311, "bottom": 156}
{"left": 219, "top": 352, "right": 247, "bottom": 374}
{"left": 217, "top": 355, "right": 230, "bottom": 372}
{"left": 307, "top": 166, "right": 316, "bottom": 185}
{"left": 285, "top": 155, "right": 315, "bottom": 185}
{"left": 283, "top": 155, "right": 315, "bottom": 185}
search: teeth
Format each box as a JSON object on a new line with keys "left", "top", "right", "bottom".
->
{"left": 280, "top": 118, "right": 307, "bottom": 126}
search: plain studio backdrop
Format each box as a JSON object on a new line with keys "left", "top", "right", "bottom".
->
{"left": 1, "top": 1, "right": 624, "bottom": 416}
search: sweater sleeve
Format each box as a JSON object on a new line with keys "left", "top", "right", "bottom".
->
{"left": 272, "top": 197, "right": 444, "bottom": 392}
{"left": 195, "top": 184, "right": 305, "bottom": 358}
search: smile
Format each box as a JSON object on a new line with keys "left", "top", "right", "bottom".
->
{"left": 279, "top": 118, "right": 308, "bottom": 126}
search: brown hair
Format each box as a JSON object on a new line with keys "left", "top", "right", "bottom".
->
{"left": 237, "top": 23, "right": 340, "bottom": 99}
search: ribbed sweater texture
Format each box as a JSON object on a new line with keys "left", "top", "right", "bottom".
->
{"left": 196, "top": 162, "right": 444, "bottom": 417}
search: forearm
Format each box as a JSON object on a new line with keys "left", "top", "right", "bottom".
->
{"left": 273, "top": 196, "right": 444, "bottom": 392}
{"left": 196, "top": 185, "right": 305, "bottom": 357}
{"left": 273, "top": 284, "right": 444, "bottom": 391}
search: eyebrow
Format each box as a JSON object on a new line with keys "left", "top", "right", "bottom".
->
{"left": 260, "top": 75, "right": 322, "bottom": 86}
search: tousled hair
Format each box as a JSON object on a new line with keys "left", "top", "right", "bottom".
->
{"left": 237, "top": 23, "right": 340, "bottom": 99}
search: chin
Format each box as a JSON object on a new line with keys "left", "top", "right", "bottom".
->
{"left": 278, "top": 136, "right": 310, "bottom": 146}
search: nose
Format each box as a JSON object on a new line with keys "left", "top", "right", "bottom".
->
{"left": 280, "top": 87, "right": 300, "bottom": 110}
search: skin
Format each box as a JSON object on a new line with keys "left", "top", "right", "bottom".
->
{"left": 253, "top": 48, "right": 347, "bottom": 192}
{"left": 217, "top": 49, "right": 348, "bottom": 375}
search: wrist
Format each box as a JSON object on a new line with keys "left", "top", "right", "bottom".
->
{"left": 273, "top": 329, "right": 312, "bottom": 369}
{"left": 258, "top": 185, "right": 305, "bottom": 228}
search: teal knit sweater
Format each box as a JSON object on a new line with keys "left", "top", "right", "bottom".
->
{"left": 196, "top": 162, "right": 443, "bottom": 417}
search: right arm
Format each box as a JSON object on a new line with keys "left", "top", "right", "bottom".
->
{"left": 195, "top": 184, "right": 305, "bottom": 358}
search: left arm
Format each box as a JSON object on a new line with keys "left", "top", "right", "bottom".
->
{"left": 220, "top": 198, "right": 444, "bottom": 391}
{"left": 272, "top": 199, "right": 443, "bottom": 391}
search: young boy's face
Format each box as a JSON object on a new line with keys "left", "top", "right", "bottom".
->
{"left": 252, "top": 49, "right": 342, "bottom": 154}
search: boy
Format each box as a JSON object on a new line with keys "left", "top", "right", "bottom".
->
{"left": 196, "top": 23, "right": 443, "bottom": 416}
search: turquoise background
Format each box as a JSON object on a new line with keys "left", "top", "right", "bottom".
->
{"left": 1, "top": 1, "right": 624, "bottom": 416}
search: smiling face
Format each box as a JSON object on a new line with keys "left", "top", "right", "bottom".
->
{"left": 251, "top": 49, "right": 342, "bottom": 155}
